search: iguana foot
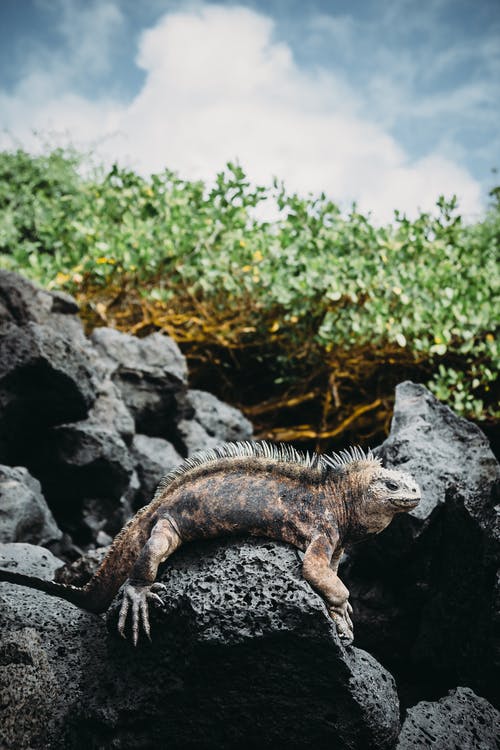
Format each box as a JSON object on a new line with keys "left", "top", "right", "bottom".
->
{"left": 328, "top": 601, "right": 354, "bottom": 644}
{"left": 117, "top": 581, "right": 165, "bottom": 645}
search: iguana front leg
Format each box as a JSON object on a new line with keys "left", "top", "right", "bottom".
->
{"left": 302, "top": 533, "right": 353, "bottom": 643}
{"left": 118, "top": 517, "right": 181, "bottom": 645}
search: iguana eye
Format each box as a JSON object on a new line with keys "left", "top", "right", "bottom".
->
{"left": 386, "top": 480, "right": 399, "bottom": 491}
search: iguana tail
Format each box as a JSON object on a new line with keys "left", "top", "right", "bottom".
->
{"left": 0, "top": 493, "right": 172, "bottom": 615}
{"left": 0, "top": 569, "right": 105, "bottom": 612}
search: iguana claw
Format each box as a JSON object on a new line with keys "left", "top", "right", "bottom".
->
{"left": 118, "top": 581, "right": 165, "bottom": 644}
{"left": 329, "top": 603, "right": 354, "bottom": 645}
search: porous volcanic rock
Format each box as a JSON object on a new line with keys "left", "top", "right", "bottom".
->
{"left": 176, "top": 389, "right": 253, "bottom": 455}
{"left": 91, "top": 327, "right": 188, "bottom": 440}
{"left": 86, "top": 378, "right": 135, "bottom": 444}
{"left": 0, "top": 543, "right": 102, "bottom": 750}
{"left": 396, "top": 687, "right": 500, "bottom": 749}
{"left": 187, "top": 388, "right": 253, "bottom": 442}
{"left": 0, "top": 464, "right": 62, "bottom": 545}
{"left": 377, "top": 381, "right": 497, "bottom": 525}
{"left": 176, "top": 415, "right": 221, "bottom": 455}
{"left": 0, "top": 538, "right": 400, "bottom": 750}
{"left": 0, "top": 321, "right": 96, "bottom": 464}
{"left": 130, "top": 433, "right": 183, "bottom": 507}
{"left": 30, "top": 422, "right": 135, "bottom": 545}
{"left": 0, "top": 541, "right": 64, "bottom": 579}
{"left": 0, "top": 269, "right": 79, "bottom": 328}
{"left": 343, "top": 381, "right": 500, "bottom": 707}
{"left": 0, "top": 271, "right": 254, "bottom": 556}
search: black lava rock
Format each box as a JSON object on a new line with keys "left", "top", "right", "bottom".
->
{"left": 0, "top": 464, "right": 62, "bottom": 545}
{"left": 91, "top": 327, "right": 188, "bottom": 441}
{"left": 396, "top": 687, "right": 500, "bottom": 749}
{"left": 343, "top": 381, "right": 500, "bottom": 707}
{"left": 130, "top": 433, "right": 183, "bottom": 507}
{"left": 0, "top": 321, "right": 96, "bottom": 464}
{"left": 1, "top": 538, "right": 400, "bottom": 750}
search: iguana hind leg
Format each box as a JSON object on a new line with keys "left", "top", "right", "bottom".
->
{"left": 302, "top": 533, "right": 353, "bottom": 643}
{"left": 118, "top": 516, "right": 181, "bottom": 645}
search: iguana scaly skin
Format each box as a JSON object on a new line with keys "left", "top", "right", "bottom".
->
{"left": 0, "top": 442, "right": 420, "bottom": 644}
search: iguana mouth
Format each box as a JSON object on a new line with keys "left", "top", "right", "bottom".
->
{"left": 390, "top": 497, "right": 420, "bottom": 508}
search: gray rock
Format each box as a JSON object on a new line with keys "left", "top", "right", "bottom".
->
{"left": 0, "top": 464, "right": 62, "bottom": 545}
{"left": 343, "top": 381, "right": 500, "bottom": 707}
{"left": 0, "top": 321, "right": 96, "bottom": 464}
{"left": 49, "top": 289, "right": 80, "bottom": 316}
{"left": 31, "top": 422, "right": 135, "bottom": 544}
{"left": 176, "top": 416, "right": 221, "bottom": 455}
{"left": 0, "top": 269, "right": 86, "bottom": 344}
{"left": 91, "top": 327, "right": 188, "bottom": 384}
{"left": 0, "top": 269, "right": 77, "bottom": 326}
{"left": 0, "top": 538, "right": 400, "bottom": 750}
{"left": 187, "top": 388, "right": 253, "bottom": 442}
{"left": 397, "top": 687, "right": 500, "bottom": 749}
{"left": 86, "top": 378, "right": 135, "bottom": 443}
{"left": 131, "top": 434, "right": 183, "bottom": 506}
{"left": 0, "top": 545, "right": 102, "bottom": 750}
{"left": 91, "top": 327, "right": 188, "bottom": 437}
{"left": 377, "top": 381, "right": 497, "bottom": 524}
{"left": 43, "top": 422, "right": 134, "bottom": 500}
{"left": 0, "top": 542, "right": 64, "bottom": 579}
{"left": 0, "top": 625, "right": 62, "bottom": 750}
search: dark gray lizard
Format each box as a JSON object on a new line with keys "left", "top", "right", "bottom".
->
{"left": 0, "top": 441, "right": 420, "bottom": 644}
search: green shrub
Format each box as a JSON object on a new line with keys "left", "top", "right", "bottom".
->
{"left": 0, "top": 148, "right": 498, "bottom": 439}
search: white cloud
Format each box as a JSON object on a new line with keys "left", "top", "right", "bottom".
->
{"left": 0, "top": 3, "right": 483, "bottom": 222}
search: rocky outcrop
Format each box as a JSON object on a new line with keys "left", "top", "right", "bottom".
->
{"left": 0, "top": 465, "right": 61, "bottom": 545}
{"left": 0, "top": 271, "right": 252, "bottom": 549}
{"left": 90, "top": 327, "right": 188, "bottom": 440}
{"left": 343, "top": 381, "right": 500, "bottom": 707}
{"left": 397, "top": 687, "right": 500, "bottom": 749}
{"left": 0, "top": 269, "right": 80, "bottom": 328}
{"left": 0, "top": 321, "right": 96, "bottom": 464}
{"left": 187, "top": 388, "right": 253, "bottom": 443}
{"left": 0, "top": 271, "right": 498, "bottom": 749}
{"left": 130, "top": 434, "right": 183, "bottom": 507}
{"left": 0, "top": 538, "right": 400, "bottom": 750}
{"left": 0, "top": 541, "right": 64, "bottom": 579}
{"left": 177, "top": 389, "right": 254, "bottom": 456}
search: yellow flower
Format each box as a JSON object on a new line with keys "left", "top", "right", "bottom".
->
{"left": 96, "top": 257, "right": 115, "bottom": 265}
{"left": 253, "top": 250, "right": 263, "bottom": 262}
{"left": 269, "top": 321, "right": 280, "bottom": 333}
{"left": 145, "top": 188, "right": 154, "bottom": 197}
{"left": 434, "top": 335, "right": 442, "bottom": 344}
{"left": 242, "top": 265, "right": 252, "bottom": 273}
{"left": 55, "top": 272, "right": 70, "bottom": 284}
{"left": 239, "top": 240, "right": 246, "bottom": 248}
{"left": 486, "top": 333, "right": 494, "bottom": 343}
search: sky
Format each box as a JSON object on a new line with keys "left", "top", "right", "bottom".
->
{"left": 0, "top": 0, "right": 499, "bottom": 223}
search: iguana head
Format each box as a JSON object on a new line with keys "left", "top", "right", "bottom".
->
{"left": 356, "top": 463, "right": 421, "bottom": 535}
{"left": 324, "top": 448, "right": 421, "bottom": 537}
{"left": 366, "top": 465, "right": 420, "bottom": 509}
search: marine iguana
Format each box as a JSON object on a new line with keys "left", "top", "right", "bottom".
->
{"left": 0, "top": 441, "right": 420, "bottom": 645}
